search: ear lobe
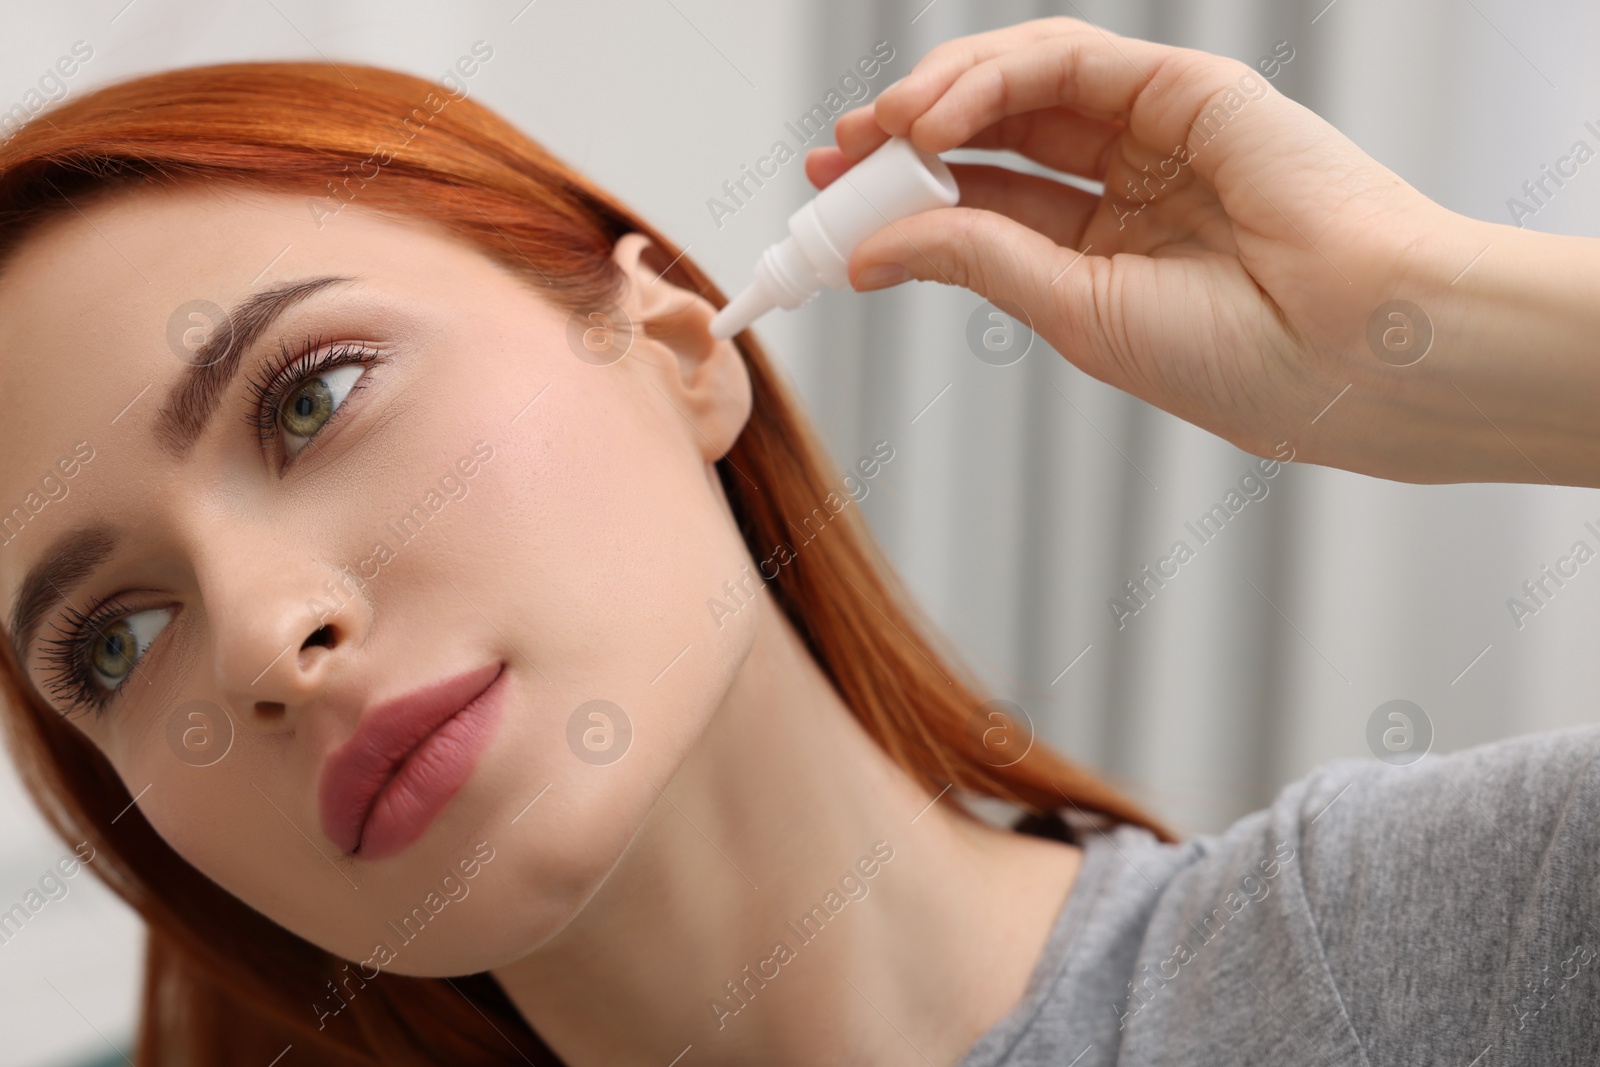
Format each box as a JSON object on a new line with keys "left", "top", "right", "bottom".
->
{"left": 609, "top": 232, "right": 751, "bottom": 461}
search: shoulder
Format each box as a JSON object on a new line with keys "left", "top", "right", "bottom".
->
{"left": 1287, "top": 723, "right": 1600, "bottom": 926}
{"left": 1291, "top": 720, "right": 1600, "bottom": 857}
{"left": 1110, "top": 725, "right": 1600, "bottom": 1067}
{"left": 1278, "top": 724, "right": 1600, "bottom": 1065}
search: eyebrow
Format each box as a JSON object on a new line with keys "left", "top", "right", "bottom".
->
{"left": 7, "top": 275, "right": 356, "bottom": 668}
{"left": 155, "top": 275, "right": 355, "bottom": 456}
{"left": 8, "top": 524, "right": 119, "bottom": 670}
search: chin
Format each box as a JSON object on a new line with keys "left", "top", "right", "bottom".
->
{"left": 369, "top": 843, "right": 618, "bottom": 977}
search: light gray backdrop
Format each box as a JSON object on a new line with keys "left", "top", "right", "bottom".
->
{"left": 2, "top": 1, "right": 1596, "bottom": 1063}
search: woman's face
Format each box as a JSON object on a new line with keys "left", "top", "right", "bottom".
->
{"left": 0, "top": 183, "right": 759, "bottom": 974}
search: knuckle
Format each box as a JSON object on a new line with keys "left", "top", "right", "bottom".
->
{"left": 1149, "top": 49, "right": 1260, "bottom": 135}
{"left": 1031, "top": 15, "right": 1088, "bottom": 38}
{"left": 1178, "top": 49, "right": 1253, "bottom": 92}
{"left": 919, "top": 37, "right": 977, "bottom": 74}
{"left": 1214, "top": 55, "right": 1258, "bottom": 85}
{"left": 930, "top": 208, "right": 984, "bottom": 291}
{"left": 978, "top": 61, "right": 1011, "bottom": 116}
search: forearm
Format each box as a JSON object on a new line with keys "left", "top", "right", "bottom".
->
{"left": 1338, "top": 214, "right": 1600, "bottom": 487}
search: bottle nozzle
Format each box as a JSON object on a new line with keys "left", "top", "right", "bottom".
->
{"left": 710, "top": 280, "right": 775, "bottom": 340}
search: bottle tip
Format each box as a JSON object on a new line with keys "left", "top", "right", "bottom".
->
{"left": 710, "top": 281, "right": 777, "bottom": 340}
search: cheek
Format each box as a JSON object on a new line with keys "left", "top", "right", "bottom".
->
{"left": 122, "top": 743, "right": 356, "bottom": 941}
{"left": 126, "top": 740, "right": 489, "bottom": 967}
{"left": 471, "top": 358, "right": 758, "bottom": 688}
{"left": 367, "top": 357, "right": 765, "bottom": 965}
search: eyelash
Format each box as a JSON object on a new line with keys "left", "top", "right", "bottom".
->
{"left": 41, "top": 334, "right": 385, "bottom": 720}
{"left": 243, "top": 333, "right": 386, "bottom": 468}
{"left": 37, "top": 593, "right": 153, "bottom": 720}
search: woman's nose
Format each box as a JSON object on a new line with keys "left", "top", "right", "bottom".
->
{"left": 207, "top": 556, "right": 373, "bottom": 732}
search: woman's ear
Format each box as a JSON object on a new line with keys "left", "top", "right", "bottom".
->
{"left": 609, "top": 232, "right": 752, "bottom": 463}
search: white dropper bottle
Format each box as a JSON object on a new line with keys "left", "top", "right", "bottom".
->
{"left": 709, "top": 136, "right": 960, "bottom": 339}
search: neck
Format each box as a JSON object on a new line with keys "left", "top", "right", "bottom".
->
{"left": 490, "top": 594, "right": 1083, "bottom": 1066}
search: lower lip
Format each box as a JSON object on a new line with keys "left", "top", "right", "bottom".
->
{"left": 353, "top": 664, "right": 507, "bottom": 862}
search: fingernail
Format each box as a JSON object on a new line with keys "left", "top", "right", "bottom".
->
{"left": 855, "top": 263, "right": 910, "bottom": 290}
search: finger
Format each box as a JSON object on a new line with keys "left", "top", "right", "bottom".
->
{"left": 833, "top": 105, "right": 893, "bottom": 161}
{"left": 870, "top": 17, "right": 1093, "bottom": 137}
{"left": 846, "top": 205, "right": 1127, "bottom": 389}
{"left": 943, "top": 162, "right": 1100, "bottom": 249}
{"left": 893, "top": 30, "right": 1177, "bottom": 154}
{"left": 812, "top": 21, "right": 1077, "bottom": 163}
{"left": 830, "top": 17, "right": 1095, "bottom": 163}
{"left": 804, "top": 146, "right": 852, "bottom": 190}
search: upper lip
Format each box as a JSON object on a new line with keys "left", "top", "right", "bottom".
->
{"left": 318, "top": 660, "right": 504, "bottom": 856}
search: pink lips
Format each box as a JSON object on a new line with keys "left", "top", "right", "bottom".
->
{"left": 318, "top": 660, "right": 505, "bottom": 862}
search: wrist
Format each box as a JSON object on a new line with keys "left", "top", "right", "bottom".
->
{"left": 1337, "top": 210, "right": 1600, "bottom": 487}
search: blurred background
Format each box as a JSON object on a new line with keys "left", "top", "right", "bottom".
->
{"left": 3, "top": 0, "right": 1598, "bottom": 1062}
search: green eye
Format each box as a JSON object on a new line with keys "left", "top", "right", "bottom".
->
{"left": 244, "top": 339, "right": 385, "bottom": 468}
{"left": 279, "top": 364, "right": 365, "bottom": 455}
{"left": 85, "top": 608, "right": 171, "bottom": 691}
{"left": 90, "top": 617, "right": 139, "bottom": 682}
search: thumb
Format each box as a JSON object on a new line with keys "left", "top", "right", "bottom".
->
{"left": 848, "top": 205, "right": 1114, "bottom": 378}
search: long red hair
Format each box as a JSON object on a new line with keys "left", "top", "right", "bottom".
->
{"left": 0, "top": 61, "right": 1172, "bottom": 1064}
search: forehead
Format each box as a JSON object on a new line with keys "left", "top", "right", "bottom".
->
{"left": 0, "top": 183, "right": 522, "bottom": 638}
{"left": 0, "top": 181, "right": 494, "bottom": 345}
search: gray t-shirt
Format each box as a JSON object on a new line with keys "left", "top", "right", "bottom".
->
{"left": 960, "top": 724, "right": 1600, "bottom": 1066}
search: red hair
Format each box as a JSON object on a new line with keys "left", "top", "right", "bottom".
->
{"left": 0, "top": 61, "right": 1172, "bottom": 1063}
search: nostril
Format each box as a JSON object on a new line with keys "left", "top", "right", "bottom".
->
{"left": 304, "top": 625, "right": 335, "bottom": 650}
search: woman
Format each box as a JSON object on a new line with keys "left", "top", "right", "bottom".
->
{"left": 0, "top": 18, "right": 1594, "bottom": 1067}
